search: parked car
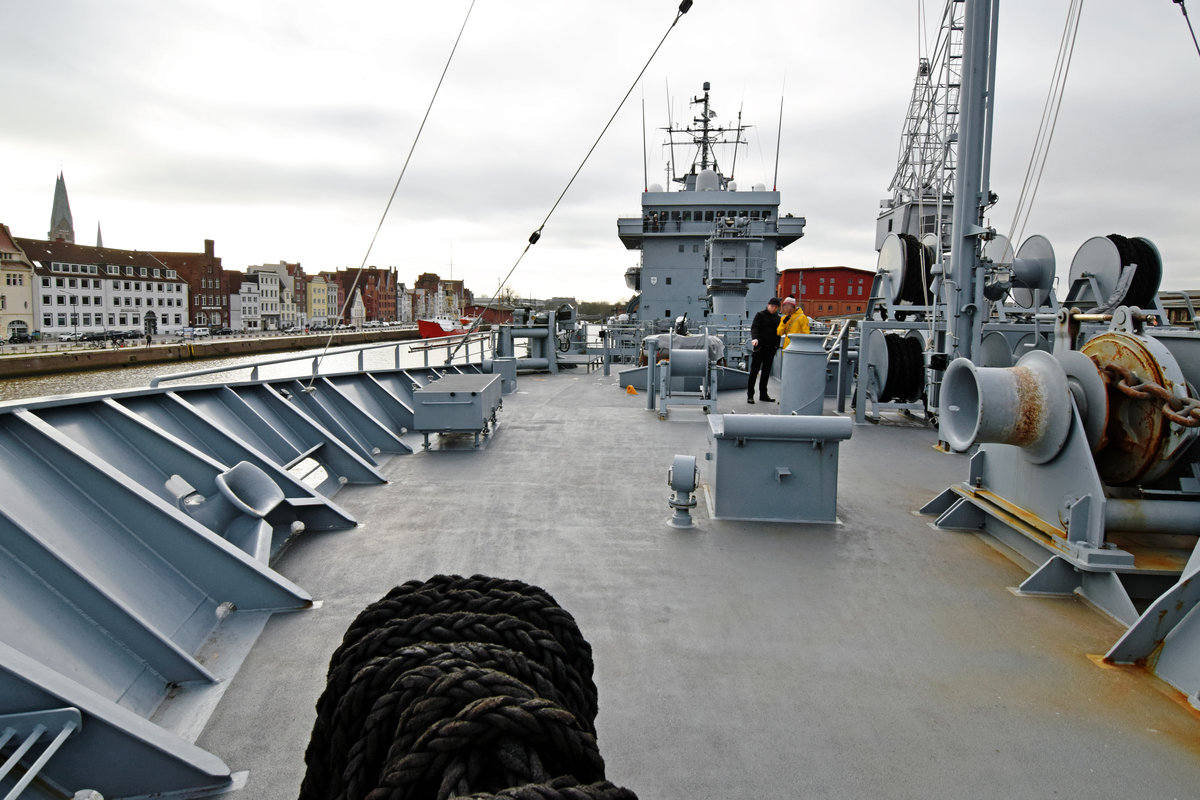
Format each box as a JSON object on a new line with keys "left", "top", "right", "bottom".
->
{"left": 282, "top": 325, "right": 302, "bottom": 334}
{"left": 8, "top": 332, "right": 32, "bottom": 344}
{"left": 213, "top": 327, "right": 234, "bottom": 335}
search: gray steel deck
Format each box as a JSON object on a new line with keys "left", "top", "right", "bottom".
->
{"left": 200, "top": 369, "right": 1200, "bottom": 799}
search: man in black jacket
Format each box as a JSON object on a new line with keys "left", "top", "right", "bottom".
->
{"left": 747, "top": 297, "right": 781, "bottom": 403}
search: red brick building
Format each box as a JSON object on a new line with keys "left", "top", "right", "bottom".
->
{"left": 777, "top": 266, "right": 874, "bottom": 319}
{"left": 151, "top": 239, "right": 227, "bottom": 328}
{"left": 333, "top": 266, "right": 397, "bottom": 323}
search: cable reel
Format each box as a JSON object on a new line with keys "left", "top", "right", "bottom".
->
{"left": 867, "top": 329, "right": 926, "bottom": 403}
{"left": 877, "top": 233, "right": 936, "bottom": 307}
{"left": 1065, "top": 234, "right": 1162, "bottom": 311}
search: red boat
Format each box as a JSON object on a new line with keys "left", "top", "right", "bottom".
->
{"left": 416, "top": 315, "right": 472, "bottom": 338}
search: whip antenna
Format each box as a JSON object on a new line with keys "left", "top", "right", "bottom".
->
{"left": 772, "top": 78, "right": 785, "bottom": 191}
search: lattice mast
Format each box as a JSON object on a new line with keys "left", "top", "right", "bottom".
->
{"left": 885, "top": 0, "right": 966, "bottom": 238}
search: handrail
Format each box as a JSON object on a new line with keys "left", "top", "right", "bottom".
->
{"left": 0, "top": 708, "right": 82, "bottom": 800}
{"left": 150, "top": 334, "right": 493, "bottom": 387}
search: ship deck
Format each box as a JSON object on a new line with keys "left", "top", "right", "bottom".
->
{"left": 201, "top": 367, "right": 1200, "bottom": 799}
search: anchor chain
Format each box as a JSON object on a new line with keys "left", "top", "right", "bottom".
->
{"left": 1102, "top": 363, "right": 1200, "bottom": 427}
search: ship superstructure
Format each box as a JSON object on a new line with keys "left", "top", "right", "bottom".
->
{"left": 617, "top": 82, "right": 805, "bottom": 327}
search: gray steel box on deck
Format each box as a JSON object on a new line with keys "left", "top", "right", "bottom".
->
{"left": 706, "top": 413, "right": 853, "bottom": 522}
{"left": 412, "top": 374, "right": 501, "bottom": 434}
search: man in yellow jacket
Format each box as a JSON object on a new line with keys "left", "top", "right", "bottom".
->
{"left": 776, "top": 297, "right": 810, "bottom": 347}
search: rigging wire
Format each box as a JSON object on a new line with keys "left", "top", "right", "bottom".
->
{"left": 1176, "top": 0, "right": 1200, "bottom": 59}
{"left": 447, "top": 0, "right": 694, "bottom": 361}
{"left": 1002, "top": 0, "right": 1084, "bottom": 253}
{"left": 305, "top": 0, "right": 476, "bottom": 386}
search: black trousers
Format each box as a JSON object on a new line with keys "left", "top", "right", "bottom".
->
{"left": 748, "top": 347, "right": 776, "bottom": 397}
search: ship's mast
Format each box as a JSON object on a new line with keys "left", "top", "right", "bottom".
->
{"left": 662, "top": 81, "right": 749, "bottom": 188}
{"left": 946, "top": 0, "right": 998, "bottom": 363}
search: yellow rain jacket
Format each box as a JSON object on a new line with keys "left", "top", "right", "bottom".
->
{"left": 776, "top": 307, "right": 810, "bottom": 348}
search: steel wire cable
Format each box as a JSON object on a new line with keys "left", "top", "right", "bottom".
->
{"left": 447, "top": 0, "right": 694, "bottom": 362}
{"left": 304, "top": 0, "right": 476, "bottom": 388}
{"left": 1176, "top": 0, "right": 1200, "bottom": 59}
{"left": 1002, "top": 0, "right": 1084, "bottom": 255}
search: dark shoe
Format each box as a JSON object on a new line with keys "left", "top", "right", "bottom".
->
{"left": 747, "top": 396, "right": 755, "bottom": 404}
{"left": 760, "top": 395, "right": 775, "bottom": 402}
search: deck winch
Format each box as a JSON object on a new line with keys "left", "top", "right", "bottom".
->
{"left": 926, "top": 306, "right": 1200, "bottom": 699}
{"left": 642, "top": 333, "right": 724, "bottom": 419}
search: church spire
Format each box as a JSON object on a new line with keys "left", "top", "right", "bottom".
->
{"left": 48, "top": 171, "right": 75, "bottom": 243}
{"left": 96, "top": 222, "right": 104, "bottom": 248}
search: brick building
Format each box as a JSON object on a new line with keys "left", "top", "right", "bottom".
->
{"left": 777, "top": 266, "right": 875, "bottom": 319}
{"left": 151, "top": 240, "right": 227, "bottom": 328}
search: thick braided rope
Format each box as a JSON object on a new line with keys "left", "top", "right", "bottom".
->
{"left": 337, "top": 587, "right": 594, "bottom": 685}
{"left": 368, "top": 690, "right": 604, "bottom": 800}
{"left": 303, "top": 641, "right": 570, "bottom": 800}
{"left": 327, "top": 613, "right": 597, "bottom": 728}
{"left": 333, "top": 576, "right": 561, "bottom": 673}
{"left": 338, "top": 661, "right": 572, "bottom": 800}
{"left": 457, "top": 776, "right": 639, "bottom": 800}
{"left": 382, "top": 575, "right": 560, "bottom": 607}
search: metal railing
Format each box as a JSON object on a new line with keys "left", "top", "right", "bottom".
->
{"left": 151, "top": 333, "right": 493, "bottom": 387}
{"left": 0, "top": 708, "right": 81, "bottom": 800}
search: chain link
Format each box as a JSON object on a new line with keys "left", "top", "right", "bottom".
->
{"left": 1102, "top": 363, "right": 1200, "bottom": 427}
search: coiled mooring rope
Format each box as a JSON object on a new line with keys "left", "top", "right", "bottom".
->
{"left": 333, "top": 656, "right": 572, "bottom": 800}
{"left": 335, "top": 579, "right": 594, "bottom": 687}
{"left": 326, "top": 611, "right": 597, "bottom": 728}
{"left": 457, "top": 776, "right": 638, "bottom": 800}
{"left": 299, "top": 575, "right": 633, "bottom": 800}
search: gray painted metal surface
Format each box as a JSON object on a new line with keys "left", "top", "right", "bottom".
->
{"left": 411, "top": 373, "right": 502, "bottom": 449}
{"left": 779, "top": 333, "right": 827, "bottom": 416}
{"left": 0, "top": 358, "right": 496, "bottom": 798}
{"left": 706, "top": 413, "right": 852, "bottom": 523}
{"left": 181, "top": 374, "right": 1200, "bottom": 800}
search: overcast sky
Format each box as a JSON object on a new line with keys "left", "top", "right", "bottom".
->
{"left": 3, "top": 1, "right": 1198, "bottom": 302}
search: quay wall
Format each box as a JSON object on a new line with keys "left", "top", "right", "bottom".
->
{"left": 0, "top": 329, "right": 422, "bottom": 379}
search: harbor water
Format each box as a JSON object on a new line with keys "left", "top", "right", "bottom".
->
{"left": 0, "top": 337, "right": 490, "bottom": 403}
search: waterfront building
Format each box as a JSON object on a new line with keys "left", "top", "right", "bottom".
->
{"left": 332, "top": 267, "right": 397, "bottom": 323}
{"left": 314, "top": 272, "right": 344, "bottom": 326}
{"left": 227, "top": 271, "right": 261, "bottom": 332}
{"left": 776, "top": 265, "right": 875, "bottom": 318}
{"left": 396, "top": 282, "right": 411, "bottom": 323}
{"left": 248, "top": 261, "right": 306, "bottom": 330}
{"left": 152, "top": 240, "right": 227, "bottom": 328}
{"left": 15, "top": 237, "right": 189, "bottom": 337}
{"left": 0, "top": 223, "right": 36, "bottom": 338}
{"left": 410, "top": 272, "right": 467, "bottom": 320}
{"left": 246, "top": 268, "right": 281, "bottom": 330}
{"left": 348, "top": 288, "right": 366, "bottom": 328}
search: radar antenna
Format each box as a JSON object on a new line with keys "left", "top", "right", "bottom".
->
{"left": 661, "top": 81, "right": 749, "bottom": 189}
